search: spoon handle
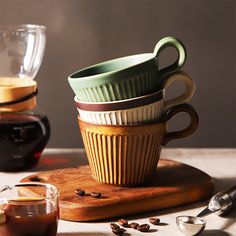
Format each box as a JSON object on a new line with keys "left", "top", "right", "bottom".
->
{"left": 208, "top": 185, "right": 236, "bottom": 216}
{"left": 225, "top": 185, "right": 236, "bottom": 208}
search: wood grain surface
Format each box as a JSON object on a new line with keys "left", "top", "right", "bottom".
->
{"left": 21, "top": 159, "right": 214, "bottom": 222}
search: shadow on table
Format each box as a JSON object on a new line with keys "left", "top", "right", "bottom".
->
{"left": 57, "top": 230, "right": 231, "bottom": 236}
{"left": 217, "top": 208, "right": 236, "bottom": 233}
{"left": 108, "top": 177, "right": 236, "bottom": 223}
{"left": 213, "top": 177, "right": 236, "bottom": 192}
{"left": 57, "top": 233, "right": 118, "bottom": 236}
{"left": 202, "top": 230, "right": 231, "bottom": 236}
{"left": 118, "top": 200, "right": 208, "bottom": 222}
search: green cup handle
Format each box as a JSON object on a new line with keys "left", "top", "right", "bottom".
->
{"left": 153, "top": 37, "right": 187, "bottom": 79}
{"left": 160, "top": 71, "right": 196, "bottom": 110}
{"left": 162, "top": 103, "right": 199, "bottom": 146}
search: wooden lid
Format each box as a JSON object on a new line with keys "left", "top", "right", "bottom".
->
{"left": 0, "top": 78, "right": 37, "bottom": 112}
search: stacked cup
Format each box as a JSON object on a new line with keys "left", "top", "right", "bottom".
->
{"left": 68, "top": 37, "right": 199, "bottom": 186}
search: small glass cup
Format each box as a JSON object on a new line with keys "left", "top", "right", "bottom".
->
{"left": 0, "top": 182, "right": 59, "bottom": 236}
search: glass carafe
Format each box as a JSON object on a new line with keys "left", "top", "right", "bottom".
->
{"left": 0, "top": 24, "right": 50, "bottom": 171}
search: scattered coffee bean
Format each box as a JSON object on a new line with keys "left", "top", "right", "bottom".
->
{"left": 112, "top": 228, "right": 125, "bottom": 235}
{"left": 110, "top": 223, "right": 120, "bottom": 231}
{"left": 149, "top": 217, "right": 160, "bottom": 225}
{"left": 75, "top": 189, "right": 85, "bottom": 196}
{"left": 118, "top": 218, "right": 128, "bottom": 227}
{"left": 130, "top": 222, "right": 139, "bottom": 229}
{"left": 90, "top": 192, "right": 101, "bottom": 198}
{"left": 29, "top": 176, "right": 42, "bottom": 182}
{"left": 137, "top": 223, "right": 150, "bottom": 232}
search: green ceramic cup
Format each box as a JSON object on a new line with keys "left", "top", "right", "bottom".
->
{"left": 68, "top": 36, "right": 187, "bottom": 102}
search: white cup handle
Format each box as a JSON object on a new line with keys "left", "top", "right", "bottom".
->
{"left": 160, "top": 71, "right": 196, "bottom": 110}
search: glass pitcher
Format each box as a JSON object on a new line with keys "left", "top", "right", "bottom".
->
{"left": 0, "top": 24, "right": 50, "bottom": 171}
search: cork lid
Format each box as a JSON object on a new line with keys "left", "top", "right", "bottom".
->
{"left": 0, "top": 78, "right": 37, "bottom": 112}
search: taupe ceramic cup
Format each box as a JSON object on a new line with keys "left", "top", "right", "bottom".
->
{"left": 75, "top": 71, "right": 195, "bottom": 125}
{"left": 68, "top": 36, "right": 187, "bottom": 102}
{"left": 78, "top": 103, "right": 199, "bottom": 186}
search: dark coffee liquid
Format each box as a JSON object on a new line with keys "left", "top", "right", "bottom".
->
{"left": 0, "top": 113, "right": 50, "bottom": 171}
{"left": 0, "top": 198, "right": 58, "bottom": 236}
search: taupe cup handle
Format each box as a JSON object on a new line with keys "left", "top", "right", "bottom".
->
{"left": 153, "top": 36, "right": 187, "bottom": 79}
{"left": 162, "top": 103, "right": 199, "bottom": 146}
{"left": 160, "top": 71, "right": 196, "bottom": 110}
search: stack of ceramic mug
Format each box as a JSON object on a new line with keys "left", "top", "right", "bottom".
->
{"left": 68, "top": 37, "right": 199, "bottom": 186}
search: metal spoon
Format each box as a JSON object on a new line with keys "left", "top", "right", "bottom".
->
{"left": 176, "top": 215, "right": 206, "bottom": 236}
{"left": 176, "top": 185, "right": 236, "bottom": 236}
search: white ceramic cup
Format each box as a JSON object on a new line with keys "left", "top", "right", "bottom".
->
{"left": 74, "top": 71, "right": 195, "bottom": 125}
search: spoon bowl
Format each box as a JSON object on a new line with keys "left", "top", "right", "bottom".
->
{"left": 176, "top": 216, "right": 206, "bottom": 236}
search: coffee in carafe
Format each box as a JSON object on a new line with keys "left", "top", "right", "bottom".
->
{"left": 0, "top": 113, "right": 50, "bottom": 171}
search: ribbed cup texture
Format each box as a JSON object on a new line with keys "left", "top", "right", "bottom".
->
{"left": 79, "top": 119, "right": 166, "bottom": 186}
{"left": 78, "top": 100, "right": 164, "bottom": 125}
{"left": 75, "top": 69, "right": 158, "bottom": 102}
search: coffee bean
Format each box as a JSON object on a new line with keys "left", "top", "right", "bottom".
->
{"left": 130, "top": 222, "right": 139, "bottom": 229}
{"left": 90, "top": 192, "right": 101, "bottom": 198}
{"left": 112, "top": 228, "right": 125, "bottom": 235}
{"left": 137, "top": 223, "right": 150, "bottom": 232}
{"left": 110, "top": 223, "right": 120, "bottom": 231}
{"left": 75, "top": 189, "right": 85, "bottom": 196}
{"left": 149, "top": 217, "right": 160, "bottom": 225}
{"left": 118, "top": 219, "right": 128, "bottom": 227}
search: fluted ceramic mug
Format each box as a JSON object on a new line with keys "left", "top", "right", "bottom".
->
{"left": 78, "top": 103, "right": 199, "bottom": 186}
{"left": 68, "top": 36, "right": 187, "bottom": 102}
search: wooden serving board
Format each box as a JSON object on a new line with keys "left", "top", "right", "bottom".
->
{"left": 21, "top": 159, "right": 214, "bottom": 222}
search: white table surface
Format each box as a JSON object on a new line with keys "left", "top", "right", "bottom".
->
{"left": 0, "top": 148, "right": 236, "bottom": 236}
